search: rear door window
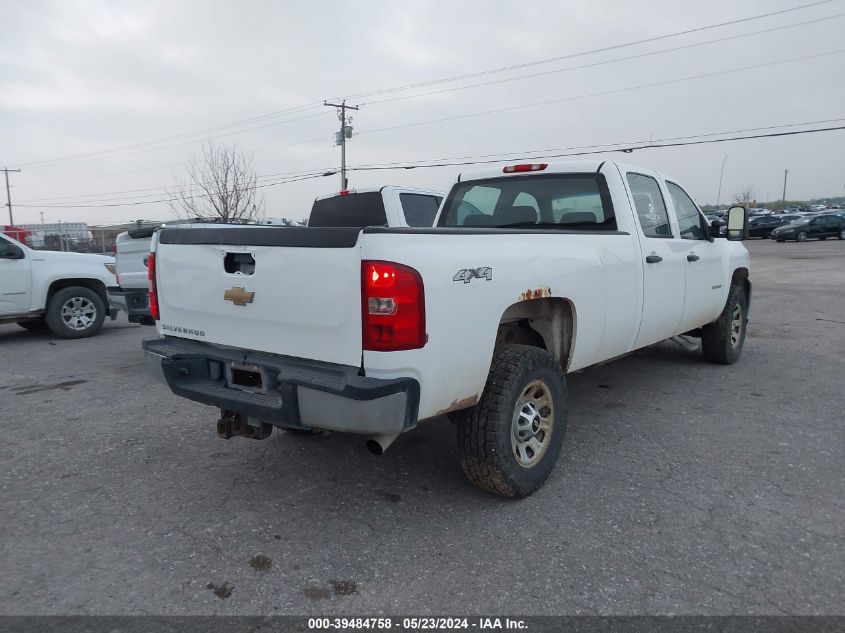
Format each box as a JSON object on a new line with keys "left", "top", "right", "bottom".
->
{"left": 399, "top": 193, "right": 442, "bottom": 227}
{"left": 626, "top": 173, "right": 672, "bottom": 238}
{"left": 667, "top": 181, "right": 706, "bottom": 240}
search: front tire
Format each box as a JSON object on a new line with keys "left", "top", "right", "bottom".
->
{"left": 44, "top": 286, "right": 106, "bottom": 339}
{"left": 456, "top": 345, "right": 567, "bottom": 498}
{"left": 701, "top": 285, "right": 748, "bottom": 365}
{"left": 838, "top": 229, "right": 845, "bottom": 240}
{"left": 797, "top": 231, "right": 808, "bottom": 242}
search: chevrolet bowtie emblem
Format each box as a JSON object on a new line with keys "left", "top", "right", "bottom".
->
{"left": 223, "top": 286, "right": 255, "bottom": 306}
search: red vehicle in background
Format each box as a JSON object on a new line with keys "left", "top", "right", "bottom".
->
{"left": 3, "top": 226, "right": 31, "bottom": 246}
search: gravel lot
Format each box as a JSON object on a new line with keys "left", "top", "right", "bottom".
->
{"left": 1, "top": 239, "right": 843, "bottom": 616}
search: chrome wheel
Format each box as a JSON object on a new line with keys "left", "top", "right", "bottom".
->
{"left": 730, "top": 302, "right": 743, "bottom": 348}
{"left": 61, "top": 296, "right": 97, "bottom": 331}
{"left": 511, "top": 379, "right": 554, "bottom": 469}
{"left": 797, "top": 231, "right": 807, "bottom": 242}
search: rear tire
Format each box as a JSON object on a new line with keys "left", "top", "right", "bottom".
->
{"left": 838, "top": 229, "right": 845, "bottom": 240}
{"left": 18, "top": 319, "right": 48, "bottom": 331}
{"left": 44, "top": 286, "right": 106, "bottom": 339}
{"left": 797, "top": 231, "right": 808, "bottom": 242}
{"left": 701, "top": 285, "right": 748, "bottom": 365}
{"left": 456, "top": 344, "right": 567, "bottom": 498}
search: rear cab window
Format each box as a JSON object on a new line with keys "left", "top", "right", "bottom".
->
{"left": 399, "top": 193, "right": 443, "bottom": 227}
{"left": 309, "top": 192, "right": 387, "bottom": 227}
{"left": 438, "top": 174, "right": 616, "bottom": 230}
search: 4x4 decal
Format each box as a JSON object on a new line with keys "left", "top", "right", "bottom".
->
{"left": 453, "top": 267, "right": 493, "bottom": 284}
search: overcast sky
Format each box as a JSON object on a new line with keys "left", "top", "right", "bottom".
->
{"left": 2, "top": 0, "right": 844, "bottom": 226}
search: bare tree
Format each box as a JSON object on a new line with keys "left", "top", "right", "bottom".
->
{"left": 169, "top": 140, "right": 264, "bottom": 222}
{"left": 732, "top": 186, "right": 755, "bottom": 208}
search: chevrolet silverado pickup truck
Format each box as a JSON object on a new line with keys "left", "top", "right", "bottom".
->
{"left": 0, "top": 233, "right": 117, "bottom": 338}
{"left": 143, "top": 160, "right": 750, "bottom": 498}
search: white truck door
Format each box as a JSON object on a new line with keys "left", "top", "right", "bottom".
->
{"left": 664, "top": 181, "right": 726, "bottom": 333}
{"left": 0, "top": 236, "right": 32, "bottom": 314}
{"left": 624, "top": 171, "right": 686, "bottom": 348}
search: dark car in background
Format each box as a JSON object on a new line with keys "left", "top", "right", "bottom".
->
{"left": 747, "top": 215, "right": 784, "bottom": 238}
{"left": 771, "top": 214, "right": 845, "bottom": 242}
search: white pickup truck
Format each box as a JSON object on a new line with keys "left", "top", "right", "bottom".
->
{"left": 112, "top": 188, "right": 444, "bottom": 325}
{"left": 143, "top": 160, "right": 750, "bottom": 497}
{"left": 111, "top": 226, "right": 160, "bottom": 326}
{"left": 309, "top": 186, "right": 443, "bottom": 228}
{"left": 0, "top": 233, "right": 118, "bottom": 338}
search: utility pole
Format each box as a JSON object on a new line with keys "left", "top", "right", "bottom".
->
{"left": 324, "top": 100, "right": 359, "bottom": 190}
{"left": 3, "top": 167, "right": 21, "bottom": 225}
{"left": 781, "top": 169, "right": 789, "bottom": 211}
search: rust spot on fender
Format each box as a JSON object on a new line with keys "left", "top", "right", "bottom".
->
{"left": 519, "top": 287, "right": 552, "bottom": 301}
{"left": 436, "top": 394, "right": 478, "bottom": 416}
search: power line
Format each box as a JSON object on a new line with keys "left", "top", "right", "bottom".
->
{"left": 11, "top": 0, "right": 836, "bottom": 173}
{"left": 350, "top": 117, "right": 845, "bottom": 169}
{"left": 356, "top": 49, "right": 845, "bottom": 137}
{"left": 360, "top": 12, "right": 845, "bottom": 108}
{"left": 18, "top": 121, "right": 845, "bottom": 208}
{"left": 16, "top": 165, "right": 339, "bottom": 204}
{"left": 17, "top": 110, "right": 333, "bottom": 170}
{"left": 342, "top": 0, "right": 840, "bottom": 101}
{"left": 346, "top": 125, "right": 845, "bottom": 172}
{"left": 14, "top": 171, "right": 336, "bottom": 209}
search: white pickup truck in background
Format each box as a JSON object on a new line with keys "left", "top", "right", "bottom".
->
{"left": 112, "top": 187, "right": 443, "bottom": 325}
{"left": 308, "top": 186, "right": 443, "bottom": 228}
{"left": 143, "top": 160, "right": 750, "bottom": 497}
{"left": 0, "top": 232, "right": 118, "bottom": 338}
{"left": 111, "top": 226, "right": 159, "bottom": 326}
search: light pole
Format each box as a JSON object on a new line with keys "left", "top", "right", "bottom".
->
{"left": 781, "top": 169, "right": 789, "bottom": 212}
{"left": 715, "top": 154, "right": 728, "bottom": 210}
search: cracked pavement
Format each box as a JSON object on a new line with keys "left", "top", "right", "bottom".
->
{"left": 0, "top": 239, "right": 843, "bottom": 615}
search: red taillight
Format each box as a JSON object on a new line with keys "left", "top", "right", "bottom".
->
{"left": 362, "top": 261, "right": 425, "bottom": 351}
{"left": 503, "top": 163, "right": 548, "bottom": 173}
{"left": 148, "top": 252, "right": 159, "bottom": 321}
{"left": 339, "top": 189, "right": 350, "bottom": 196}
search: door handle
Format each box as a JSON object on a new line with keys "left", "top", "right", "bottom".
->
{"left": 687, "top": 253, "right": 700, "bottom": 262}
{"left": 645, "top": 254, "right": 663, "bottom": 264}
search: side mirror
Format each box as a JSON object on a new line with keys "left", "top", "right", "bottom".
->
{"left": 726, "top": 205, "right": 747, "bottom": 241}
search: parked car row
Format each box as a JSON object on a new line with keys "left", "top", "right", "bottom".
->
{"left": 770, "top": 213, "right": 845, "bottom": 242}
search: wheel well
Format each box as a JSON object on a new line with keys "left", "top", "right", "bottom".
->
{"left": 731, "top": 267, "right": 751, "bottom": 307}
{"left": 47, "top": 279, "right": 109, "bottom": 313}
{"left": 496, "top": 298, "right": 575, "bottom": 371}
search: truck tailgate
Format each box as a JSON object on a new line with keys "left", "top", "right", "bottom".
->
{"left": 155, "top": 226, "right": 363, "bottom": 366}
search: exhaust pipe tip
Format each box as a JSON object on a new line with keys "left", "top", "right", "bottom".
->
{"left": 366, "top": 432, "right": 399, "bottom": 456}
{"left": 366, "top": 439, "right": 384, "bottom": 455}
